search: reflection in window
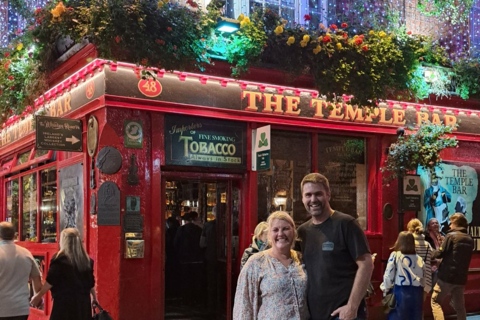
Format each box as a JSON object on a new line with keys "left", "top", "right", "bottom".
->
{"left": 34, "top": 149, "right": 49, "bottom": 158}
{"left": 6, "top": 179, "right": 19, "bottom": 240}
{"left": 40, "top": 168, "right": 57, "bottom": 243}
{"left": 257, "top": 130, "right": 311, "bottom": 226}
{"left": 22, "top": 173, "right": 38, "bottom": 241}
{"left": 318, "top": 135, "right": 367, "bottom": 229}
{"left": 16, "top": 150, "right": 31, "bottom": 166}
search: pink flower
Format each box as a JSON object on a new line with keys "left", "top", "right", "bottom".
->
{"left": 167, "top": 27, "right": 172, "bottom": 32}
{"left": 115, "top": 36, "right": 121, "bottom": 44}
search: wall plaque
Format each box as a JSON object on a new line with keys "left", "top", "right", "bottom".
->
{"left": 123, "top": 213, "right": 144, "bottom": 233}
{"left": 97, "top": 181, "right": 121, "bottom": 225}
{"left": 96, "top": 146, "right": 122, "bottom": 174}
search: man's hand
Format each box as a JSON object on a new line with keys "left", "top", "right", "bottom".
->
{"left": 331, "top": 304, "right": 358, "bottom": 320}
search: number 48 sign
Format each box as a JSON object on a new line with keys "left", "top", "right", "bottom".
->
{"left": 137, "top": 78, "right": 162, "bottom": 98}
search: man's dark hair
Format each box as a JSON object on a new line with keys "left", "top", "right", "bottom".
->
{"left": 450, "top": 213, "right": 468, "bottom": 228}
{"left": 0, "top": 221, "right": 15, "bottom": 240}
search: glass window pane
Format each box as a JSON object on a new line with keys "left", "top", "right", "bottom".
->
{"left": 257, "top": 130, "right": 311, "bottom": 226}
{"left": 40, "top": 168, "right": 57, "bottom": 243}
{"left": 34, "top": 149, "right": 49, "bottom": 158}
{"left": 16, "top": 150, "right": 31, "bottom": 166}
{"left": 317, "top": 135, "right": 367, "bottom": 229}
{"left": 22, "top": 173, "right": 38, "bottom": 242}
{"left": 6, "top": 179, "right": 20, "bottom": 240}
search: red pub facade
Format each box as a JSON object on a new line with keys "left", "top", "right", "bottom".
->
{"left": 1, "top": 49, "right": 480, "bottom": 319}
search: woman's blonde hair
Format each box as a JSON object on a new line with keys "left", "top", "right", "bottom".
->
{"left": 58, "top": 228, "right": 91, "bottom": 271}
{"left": 407, "top": 218, "right": 424, "bottom": 235}
{"left": 266, "top": 211, "right": 300, "bottom": 262}
{"left": 253, "top": 221, "right": 268, "bottom": 241}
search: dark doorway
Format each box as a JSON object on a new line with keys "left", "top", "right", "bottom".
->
{"left": 163, "top": 176, "right": 240, "bottom": 320}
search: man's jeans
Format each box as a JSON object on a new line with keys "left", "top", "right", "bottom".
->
{"left": 431, "top": 279, "right": 466, "bottom": 320}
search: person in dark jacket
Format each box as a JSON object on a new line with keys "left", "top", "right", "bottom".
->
{"left": 431, "top": 213, "right": 473, "bottom": 320}
{"left": 174, "top": 211, "right": 203, "bottom": 305}
{"left": 30, "top": 228, "right": 97, "bottom": 320}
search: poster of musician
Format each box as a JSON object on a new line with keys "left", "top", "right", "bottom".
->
{"left": 418, "top": 162, "right": 479, "bottom": 232}
{"left": 59, "top": 163, "right": 84, "bottom": 239}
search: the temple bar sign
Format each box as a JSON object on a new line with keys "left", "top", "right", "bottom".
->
{"left": 164, "top": 115, "right": 246, "bottom": 169}
{"left": 36, "top": 116, "right": 83, "bottom": 152}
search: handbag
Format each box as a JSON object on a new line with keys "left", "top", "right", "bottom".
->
{"left": 92, "top": 303, "right": 113, "bottom": 320}
{"left": 382, "top": 252, "right": 398, "bottom": 313}
{"left": 382, "top": 290, "right": 396, "bottom": 313}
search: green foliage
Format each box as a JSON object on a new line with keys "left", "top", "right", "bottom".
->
{"left": 1, "top": 0, "right": 479, "bottom": 128}
{"left": 381, "top": 123, "right": 458, "bottom": 184}
{"left": 417, "top": 0, "right": 475, "bottom": 25}
{"left": 453, "top": 58, "right": 480, "bottom": 100}
{"left": 0, "top": 40, "right": 48, "bottom": 123}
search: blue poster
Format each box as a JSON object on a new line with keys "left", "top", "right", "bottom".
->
{"left": 418, "top": 163, "right": 478, "bottom": 227}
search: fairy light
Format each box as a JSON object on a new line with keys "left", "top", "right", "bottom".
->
{"left": 0, "top": 0, "right": 48, "bottom": 47}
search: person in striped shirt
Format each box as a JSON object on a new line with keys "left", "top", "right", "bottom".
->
{"left": 407, "top": 219, "right": 434, "bottom": 299}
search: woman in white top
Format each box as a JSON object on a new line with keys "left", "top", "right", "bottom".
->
{"left": 233, "top": 211, "right": 308, "bottom": 320}
{"left": 407, "top": 218, "right": 434, "bottom": 295}
{"left": 381, "top": 231, "right": 425, "bottom": 320}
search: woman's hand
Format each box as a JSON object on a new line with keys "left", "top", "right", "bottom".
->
{"left": 30, "top": 294, "right": 43, "bottom": 308}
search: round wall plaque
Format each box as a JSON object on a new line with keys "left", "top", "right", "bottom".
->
{"left": 87, "top": 116, "right": 99, "bottom": 157}
{"left": 96, "top": 146, "right": 122, "bottom": 174}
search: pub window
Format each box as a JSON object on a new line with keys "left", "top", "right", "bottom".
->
{"left": 4, "top": 165, "right": 57, "bottom": 243}
{"left": 257, "top": 130, "right": 311, "bottom": 226}
{"left": 22, "top": 173, "right": 37, "bottom": 242}
{"left": 6, "top": 179, "right": 19, "bottom": 240}
{"left": 317, "top": 135, "right": 367, "bottom": 229}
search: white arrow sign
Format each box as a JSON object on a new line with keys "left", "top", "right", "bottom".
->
{"left": 66, "top": 135, "right": 80, "bottom": 145}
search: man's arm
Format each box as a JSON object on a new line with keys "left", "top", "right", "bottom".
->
{"left": 331, "top": 253, "right": 374, "bottom": 320}
{"left": 31, "top": 275, "right": 42, "bottom": 294}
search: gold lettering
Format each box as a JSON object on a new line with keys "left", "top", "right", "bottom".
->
{"left": 416, "top": 112, "right": 429, "bottom": 126}
{"left": 377, "top": 107, "right": 392, "bottom": 125}
{"left": 392, "top": 109, "right": 406, "bottom": 126}
{"left": 310, "top": 98, "right": 324, "bottom": 118}
{"left": 364, "top": 108, "right": 380, "bottom": 123}
{"left": 444, "top": 115, "right": 457, "bottom": 129}
{"left": 263, "top": 93, "right": 283, "bottom": 114}
{"left": 329, "top": 103, "right": 344, "bottom": 120}
{"left": 64, "top": 94, "right": 71, "bottom": 113}
{"left": 243, "top": 91, "right": 262, "bottom": 112}
{"left": 284, "top": 96, "right": 301, "bottom": 116}
{"left": 431, "top": 113, "right": 442, "bottom": 125}
{"left": 345, "top": 104, "right": 364, "bottom": 122}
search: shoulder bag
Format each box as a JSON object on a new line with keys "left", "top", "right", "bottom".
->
{"left": 382, "top": 253, "right": 398, "bottom": 313}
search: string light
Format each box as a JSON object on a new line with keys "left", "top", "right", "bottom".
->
{"left": 0, "top": 0, "right": 47, "bottom": 47}
{"left": 1, "top": 0, "right": 479, "bottom": 58}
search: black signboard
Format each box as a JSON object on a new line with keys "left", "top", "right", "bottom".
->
{"left": 97, "top": 181, "right": 121, "bottom": 226}
{"left": 164, "top": 115, "right": 246, "bottom": 169}
{"left": 36, "top": 116, "right": 82, "bottom": 152}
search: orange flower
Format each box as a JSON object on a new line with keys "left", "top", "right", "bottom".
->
{"left": 361, "top": 45, "right": 369, "bottom": 52}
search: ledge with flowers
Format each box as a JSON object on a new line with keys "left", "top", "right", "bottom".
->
{"left": 1, "top": 0, "right": 480, "bottom": 129}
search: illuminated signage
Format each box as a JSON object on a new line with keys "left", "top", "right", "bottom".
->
{"left": 164, "top": 115, "right": 246, "bottom": 169}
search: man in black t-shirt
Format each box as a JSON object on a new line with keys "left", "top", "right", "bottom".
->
{"left": 297, "top": 173, "right": 373, "bottom": 320}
